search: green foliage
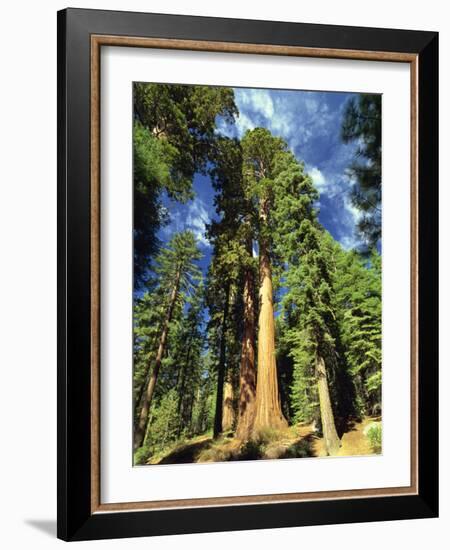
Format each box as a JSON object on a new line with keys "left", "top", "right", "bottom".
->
{"left": 133, "top": 83, "right": 237, "bottom": 286}
{"left": 334, "top": 248, "right": 382, "bottom": 414}
{"left": 365, "top": 422, "right": 382, "bottom": 453}
{"left": 146, "top": 389, "right": 180, "bottom": 447}
{"left": 366, "top": 371, "right": 382, "bottom": 394}
{"left": 287, "top": 331, "right": 319, "bottom": 423}
{"left": 133, "top": 445, "right": 150, "bottom": 466}
{"left": 134, "top": 83, "right": 237, "bottom": 181}
{"left": 341, "top": 94, "right": 382, "bottom": 247}
{"left": 134, "top": 389, "right": 181, "bottom": 465}
{"left": 133, "top": 120, "right": 193, "bottom": 286}
{"left": 241, "top": 128, "right": 291, "bottom": 249}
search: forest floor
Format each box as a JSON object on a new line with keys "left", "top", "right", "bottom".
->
{"left": 147, "top": 416, "right": 381, "bottom": 465}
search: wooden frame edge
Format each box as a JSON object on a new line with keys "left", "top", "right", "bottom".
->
{"left": 91, "top": 34, "right": 101, "bottom": 513}
{"left": 91, "top": 34, "right": 417, "bottom": 62}
{"left": 90, "top": 34, "right": 419, "bottom": 514}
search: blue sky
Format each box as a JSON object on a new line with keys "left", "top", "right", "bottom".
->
{"left": 158, "top": 86, "right": 367, "bottom": 273}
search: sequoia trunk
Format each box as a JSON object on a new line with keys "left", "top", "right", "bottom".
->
{"left": 235, "top": 247, "right": 257, "bottom": 441}
{"left": 316, "top": 354, "right": 340, "bottom": 456}
{"left": 134, "top": 270, "right": 181, "bottom": 449}
{"left": 253, "top": 205, "right": 287, "bottom": 433}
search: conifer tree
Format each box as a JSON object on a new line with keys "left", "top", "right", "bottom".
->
{"left": 272, "top": 156, "right": 342, "bottom": 455}
{"left": 172, "top": 284, "right": 205, "bottom": 437}
{"left": 190, "top": 352, "right": 217, "bottom": 435}
{"left": 281, "top": 228, "right": 341, "bottom": 455}
{"left": 133, "top": 83, "right": 237, "bottom": 285}
{"left": 134, "top": 231, "right": 202, "bottom": 450}
{"left": 334, "top": 248, "right": 382, "bottom": 414}
{"left": 341, "top": 94, "right": 381, "bottom": 247}
{"left": 133, "top": 281, "right": 174, "bottom": 421}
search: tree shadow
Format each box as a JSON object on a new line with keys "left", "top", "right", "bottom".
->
{"left": 25, "top": 519, "right": 56, "bottom": 538}
{"left": 278, "top": 433, "right": 316, "bottom": 459}
{"left": 336, "top": 417, "right": 358, "bottom": 438}
{"left": 235, "top": 432, "right": 317, "bottom": 461}
{"left": 156, "top": 438, "right": 213, "bottom": 464}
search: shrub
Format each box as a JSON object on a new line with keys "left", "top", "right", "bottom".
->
{"left": 134, "top": 445, "right": 150, "bottom": 465}
{"left": 237, "top": 439, "right": 264, "bottom": 460}
{"left": 280, "top": 440, "right": 312, "bottom": 459}
{"left": 198, "top": 446, "right": 232, "bottom": 463}
{"left": 365, "top": 422, "right": 382, "bottom": 453}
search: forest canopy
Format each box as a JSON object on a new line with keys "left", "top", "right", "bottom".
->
{"left": 132, "top": 83, "right": 382, "bottom": 465}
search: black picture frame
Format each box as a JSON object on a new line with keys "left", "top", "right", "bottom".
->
{"left": 57, "top": 7, "right": 438, "bottom": 541}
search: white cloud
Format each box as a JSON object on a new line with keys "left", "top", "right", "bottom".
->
{"left": 185, "top": 200, "right": 211, "bottom": 248}
{"left": 334, "top": 193, "right": 364, "bottom": 250}
{"left": 231, "top": 89, "right": 339, "bottom": 157}
{"left": 343, "top": 188, "right": 363, "bottom": 226}
{"left": 215, "top": 117, "right": 234, "bottom": 137}
{"left": 339, "top": 234, "right": 360, "bottom": 251}
{"left": 306, "top": 165, "right": 345, "bottom": 199}
{"left": 308, "top": 166, "right": 326, "bottom": 191}
{"left": 235, "top": 88, "right": 274, "bottom": 119}
{"left": 305, "top": 96, "right": 319, "bottom": 115}
{"left": 235, "top": 112, "right": 255, "bottom": 137}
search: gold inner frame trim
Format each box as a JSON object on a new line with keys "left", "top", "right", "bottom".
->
{"left": 90, "top": 34, "right": 419, "bottom": 514}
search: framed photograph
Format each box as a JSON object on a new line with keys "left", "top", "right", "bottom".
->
{"left": 57, "top": 8, "right": 438, "bottom": 541}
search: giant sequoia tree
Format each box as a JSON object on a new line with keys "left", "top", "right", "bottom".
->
{"left": 134, "top": 231, "right": 202, "bottom": 450}
{"left": 241, "top": 128, "right": 289, "bottom": 433}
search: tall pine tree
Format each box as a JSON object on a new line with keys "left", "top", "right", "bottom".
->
{"left": 134, "top": 231, "right": 202, "bottom": 450}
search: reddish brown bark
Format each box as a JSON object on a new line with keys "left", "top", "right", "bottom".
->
{"left": 253, "top": 200, "right": 287, "bottom": 433}
{"left": 235, "top": 257, "right": 257, "bottom": 441}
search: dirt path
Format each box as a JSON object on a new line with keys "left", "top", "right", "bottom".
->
{"left": 311, "top": 417, "right": 378, "bottom": 457}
